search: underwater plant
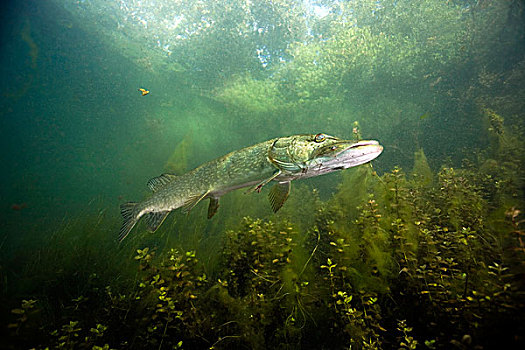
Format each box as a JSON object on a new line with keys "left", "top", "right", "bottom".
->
{"left": 3, "top": 154, "right": 525, "bottom": 349}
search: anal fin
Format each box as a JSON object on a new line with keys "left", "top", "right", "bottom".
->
{"left": 144, "top": 211, "right": 170, "bottom": 232}
{"left": 207, "top": 197, "right": 220, "bottom": 219}
{"left": 182, "top": 190, "right": 210, "bottom": 214}
{"left": 268, "top": 182, "right": 291, "bottom": 213}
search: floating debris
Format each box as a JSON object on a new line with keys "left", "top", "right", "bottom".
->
{"left": 138, "top": 87, "right": 150, "bottom": 96}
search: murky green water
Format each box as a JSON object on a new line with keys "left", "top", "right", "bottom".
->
{"left": 1, "top": 1, "right": 524, "bottom": 348}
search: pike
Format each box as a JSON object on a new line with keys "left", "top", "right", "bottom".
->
{"left": 119, "top": 133, "right": 383, "bottom": 242}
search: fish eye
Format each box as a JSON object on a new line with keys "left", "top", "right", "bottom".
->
{"left": 314, "top": 133, "right": 326, "bottom": 143}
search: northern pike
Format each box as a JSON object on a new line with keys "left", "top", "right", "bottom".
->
{"left": 119, "top": 133, "right": 383, "bottom": 242}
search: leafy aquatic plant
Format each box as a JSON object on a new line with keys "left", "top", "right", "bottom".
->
{"left": 3, "top": 121, "right": 525, "bottom": 349}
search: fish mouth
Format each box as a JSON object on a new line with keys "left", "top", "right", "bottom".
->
{"left": 336, "top": 140, "right": 383, "bottom": 168}
{"left": 308, "top": 139, "right": 383, "bottom": 173}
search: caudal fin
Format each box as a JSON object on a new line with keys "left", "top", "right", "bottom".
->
{"left": 119, "top": 202, "right": 139, "bottom": 242}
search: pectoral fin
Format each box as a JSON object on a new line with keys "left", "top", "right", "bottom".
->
{"left": 247, "top": 170, "right": 281, "bottom": 193}
{"left": 144, "top": 211, "right": 170, "bottom": 232}
{"left": 182, "top": 190, "right": 210, "bottom": 214}
{"left": 207, "top": 197, "right": 220, "bottom": 219}
{"left": 269, "top": 158, "right": 302, "bottom": 173}
{"left": 268, "top": 182, "right": 291, "bottom": 213}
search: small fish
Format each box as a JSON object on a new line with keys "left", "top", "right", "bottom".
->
{"left": 138, "top": 88, "right": 150, "bottom": 96}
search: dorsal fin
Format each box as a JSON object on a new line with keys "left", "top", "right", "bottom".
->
{"left": 147, "top": 173, "right": 178, "bottom": 192}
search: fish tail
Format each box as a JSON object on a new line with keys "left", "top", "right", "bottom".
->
{"left": 119, "top": 202, "right": 140, "bottom": 242}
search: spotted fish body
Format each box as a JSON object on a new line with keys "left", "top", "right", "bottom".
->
{"left": 119, "top": 133, "right": 383, "bottom": 242}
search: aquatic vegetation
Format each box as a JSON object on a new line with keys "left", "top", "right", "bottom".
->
{"left": 21, "top": 18, "right": 38, "bottom": 70}
{"left": 3, "top": 106, "right": 524, "bottom": 349}
{"left": 3, "top": 152, "right": 525, "bottom": 348}
{"left": 163, "top": 132, "right": 193, "bottom": 174}
{"left": 396, "top": 319, "right": 418, "bottom": 350}
{"left": 213, "top": 75, "right": 286, "bottom": 114}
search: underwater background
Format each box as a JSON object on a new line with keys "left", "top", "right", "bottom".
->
{"left": 1, "top": 0, "right": 524, "bottom": 348}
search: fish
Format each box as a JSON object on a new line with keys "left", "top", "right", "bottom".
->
{"left": 119, "top": 133, "right": 383, "bottom": 242}
{"left": 138, "top": 88, "right": 150, "bottom": 96}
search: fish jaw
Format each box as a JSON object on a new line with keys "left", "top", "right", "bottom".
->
{"left": 304, "top": 140, "right": 383, "bottom": 177}
{"left": 334, "top": 140, "right": 383, "bottom": 169}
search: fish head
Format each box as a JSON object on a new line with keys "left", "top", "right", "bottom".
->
{"left": 269, "top": 133, "right": 383, "bottom": 178}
